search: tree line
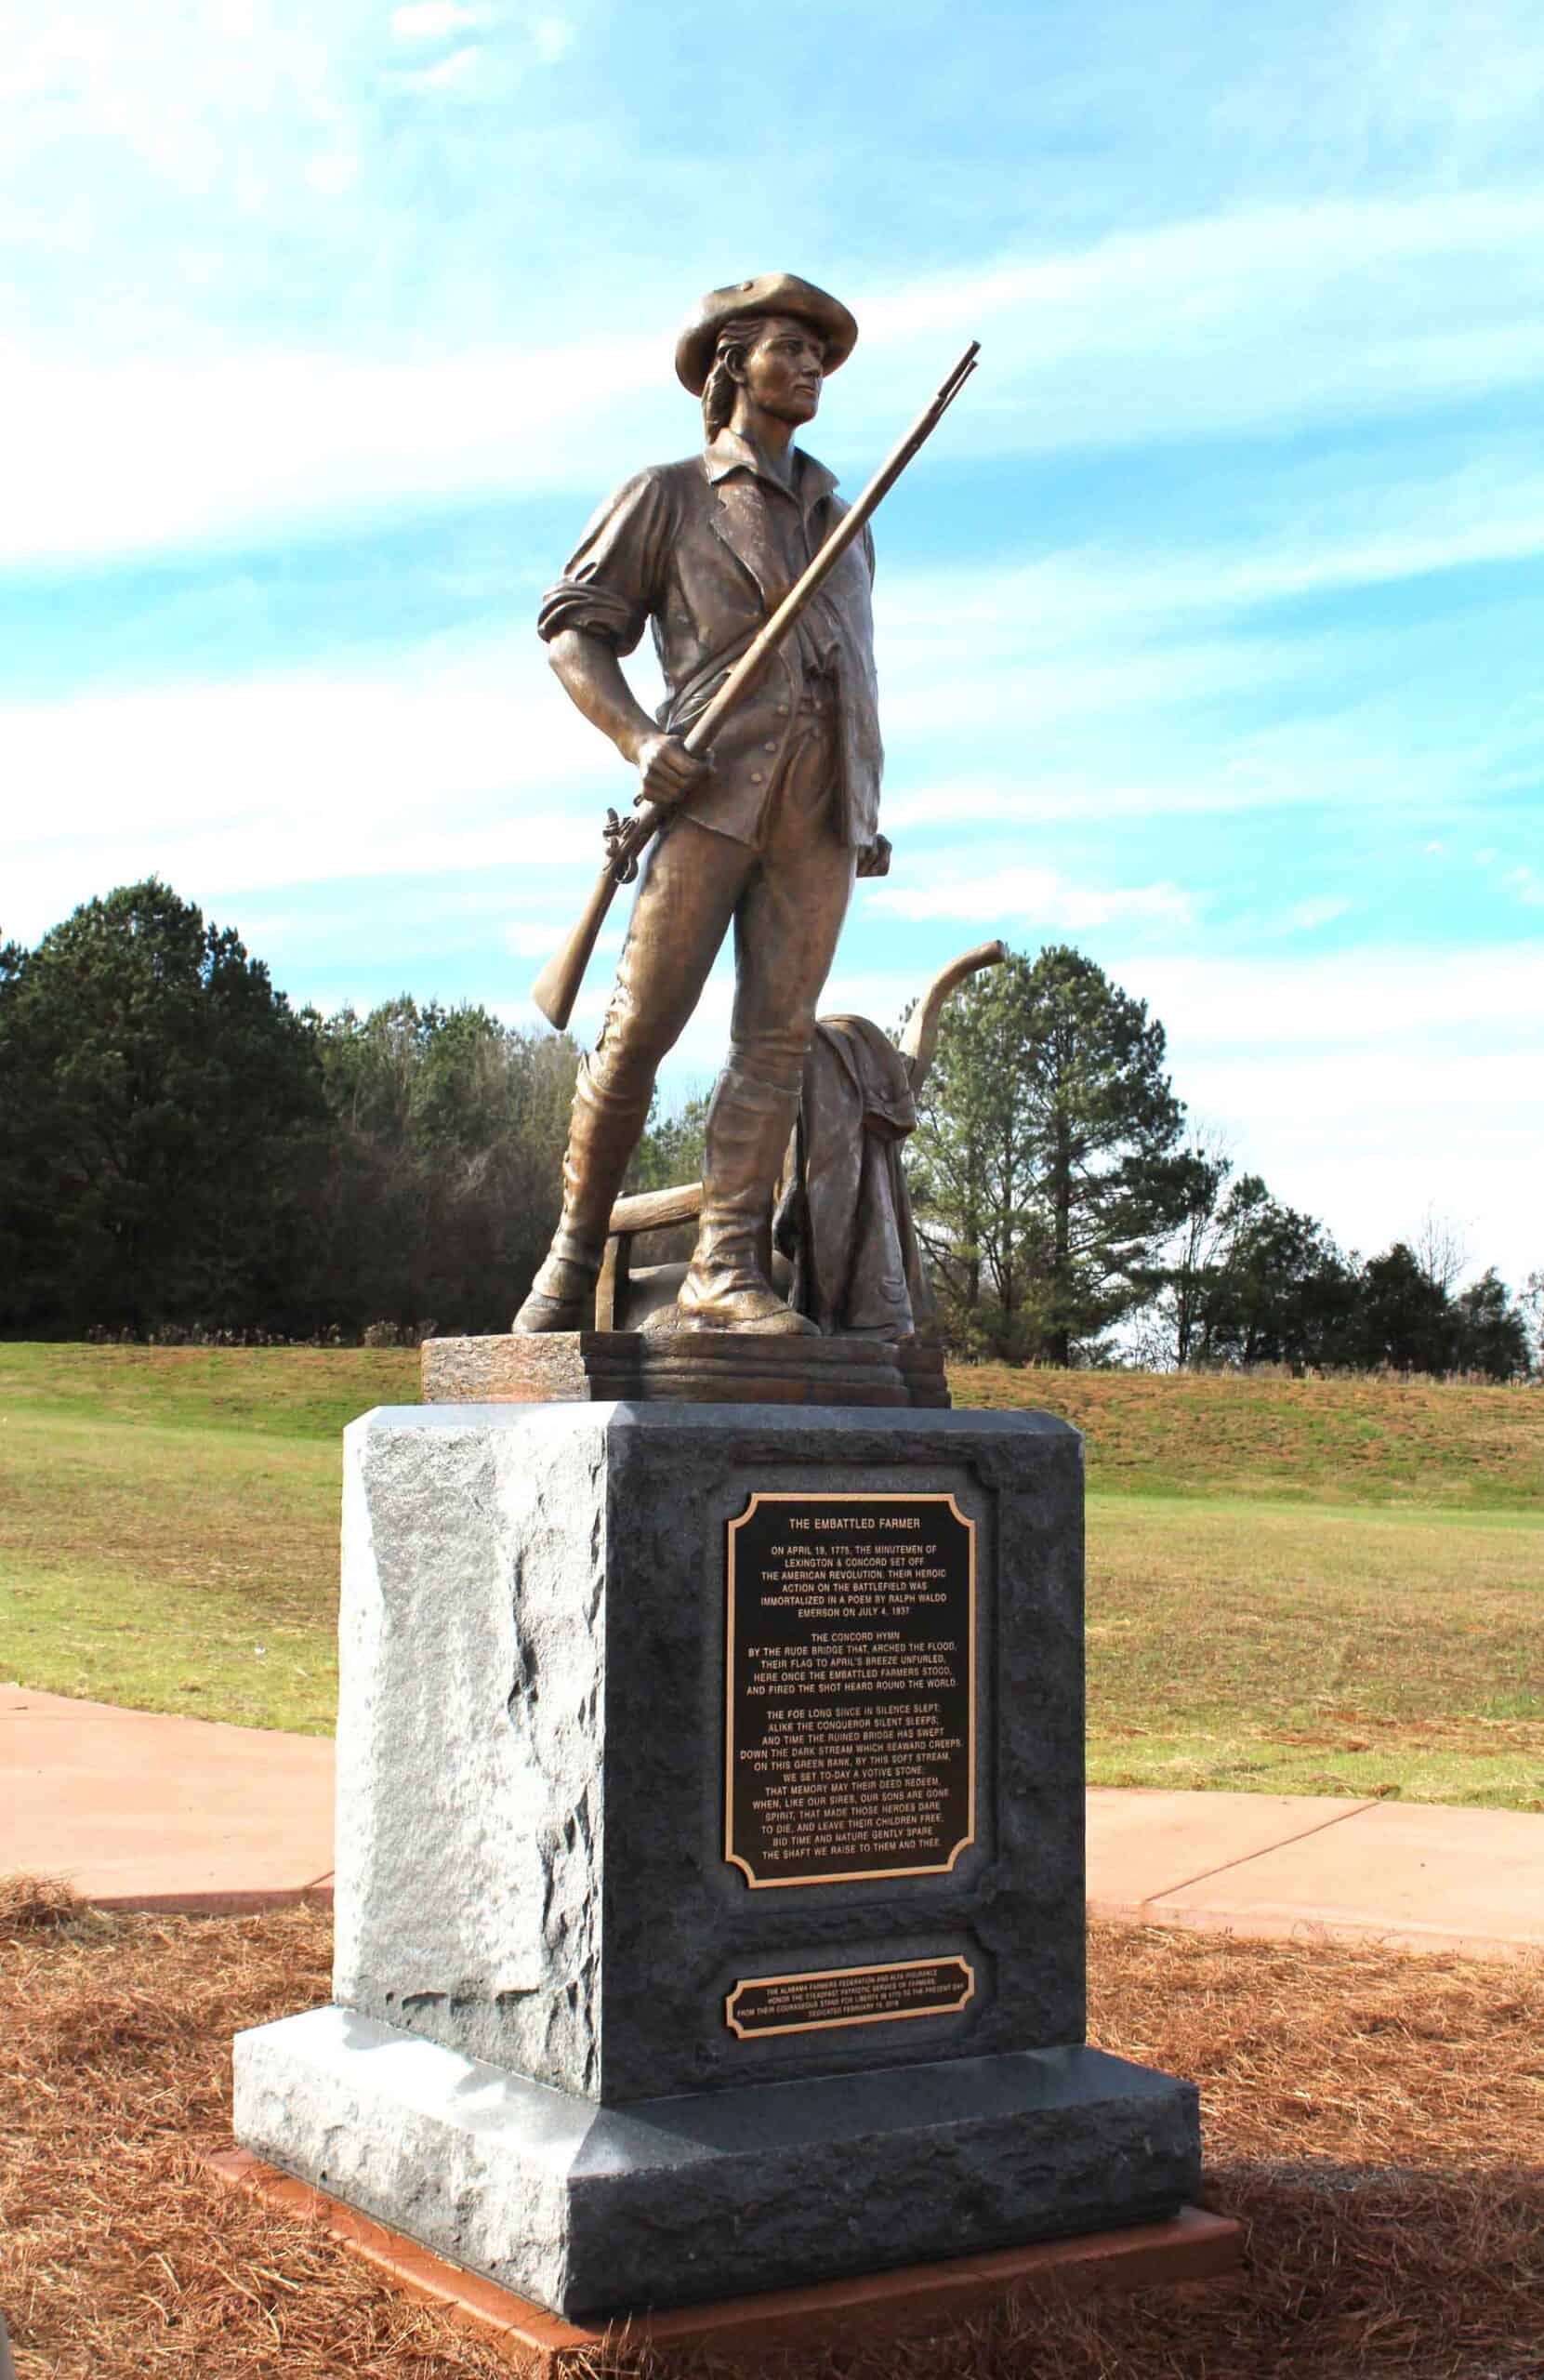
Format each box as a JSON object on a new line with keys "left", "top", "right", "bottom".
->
{"left": 904, "top": 945, "right": 1535, "bottom": 1377}
{"left": 1, "top": 881, "right": 561, "bottom": 1341}
{"left": 0, "top": 882, "right": 1535, "bottom": 1376}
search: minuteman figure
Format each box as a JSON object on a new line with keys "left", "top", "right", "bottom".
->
{"left": 516, "top": 273, "right": 891, "bottom": 1338}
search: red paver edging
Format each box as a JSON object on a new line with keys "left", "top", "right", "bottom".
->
{"left": 206, "top": 2147, "right": 1242, "bottom": 2371}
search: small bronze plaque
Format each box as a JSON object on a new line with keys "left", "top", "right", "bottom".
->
{"left": 727, "top": 1955, "right": 976, "bottom": 2038}
{"left": 725, "top": 1491, "right": 976, "bottom": 1888}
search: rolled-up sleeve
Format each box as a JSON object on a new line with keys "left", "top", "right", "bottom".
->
{"left": 536, "top": 469, "right": 673, "bottom": 655}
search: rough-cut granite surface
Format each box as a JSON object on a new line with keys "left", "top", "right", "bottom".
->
{"left": 234, "top": 2006, "right": 1200, "bottom": 2319}
{"left": 235, "top": 1397, "right": 1204, "bottom": 2314}
{"left": 332, "top": 1405, "right": 609, "bottom": 2096}
{"left": 330, "top": 1401, "right": 1087, "bottom": 2101}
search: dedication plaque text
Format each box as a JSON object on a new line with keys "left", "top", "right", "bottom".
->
{"left": 725, "top": 1492, "right": 975, "bottom": 1887}
{"left": 726, "top": 1955, "right": 976, "bottom": 2038}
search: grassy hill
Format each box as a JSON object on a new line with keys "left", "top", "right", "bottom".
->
{"left": 2, "top": 1344, "right": 1539, "bottom": 1806}
{"left": 966, "top": 1362, "right": 1544, "bottom": 1508}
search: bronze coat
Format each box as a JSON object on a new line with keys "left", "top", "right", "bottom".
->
{"left": 537, "top": 430, "right": 884, "bottom": 850}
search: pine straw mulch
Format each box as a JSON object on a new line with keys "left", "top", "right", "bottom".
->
{"left": 2, "top": 1880, "right": 1541, "bottom": 2380}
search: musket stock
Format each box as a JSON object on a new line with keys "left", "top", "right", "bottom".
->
{"left": 530, "top": 338, "right": 980, "bottom": 1031}
{"left": 528, "top": 866, "right": 619, "bottom": 1034}
{"left": 530, "top": 799, "right": 666, "bottom": 1030}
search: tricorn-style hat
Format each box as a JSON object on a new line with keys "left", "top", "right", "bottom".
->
{"left": 674, "top": 273, "right": 859, "bottom": 396}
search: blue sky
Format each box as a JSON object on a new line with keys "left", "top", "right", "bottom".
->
{"left": 5, "top": 0, "right": 1541, "bottom": 1289}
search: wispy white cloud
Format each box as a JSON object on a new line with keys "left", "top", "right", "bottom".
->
{"left": 0, "top": 334, "right": 671, "bottom": 567}
{"left": 1189, "top": 1045, "right": 1538, "bottom": 1277}
{"left": 1134, "top": 945, "right": 1544, "bottom": 1051}
{"left": 389, "top": 0, "right": 487, "bottom": 36}
{"left": 0, "top": 638, "right": 613, "bottom": 940}
{"left": 858, "top": 189, "right": 1544, "bottom": 460}
{"left": 1326, "top": 3, "right": 1544, "bottom": 157}
{"left": 13, "top": 183, "right": 1544, "bottom": 569}
{"left": 305, "top": 149, "right": 360, "bottom": 195}
{"left": 878, "top": 736, "right": 1464, "bottom": 830}
{"left": 1100, "top": 944, "right": 1544, "bottom": 1285}
{"left": 530, "top": 16, "right": 574, "bottom": 63}
{"left": 872, "top": 866, "right": 1195, "bottom": 932}
{"left": 878, "top": 462, "right": 1544, "bottom": 665}
{"left": 878, "top": 636, "right": 1302, "bottom": 746}
{"left": 386, "top": 40, "right": 487, "bottom": 90}
{"left": 879, "top": 778, "right": 1213, "bottom": 832}
{"left": 504, "top": 919, "right": 562, "bottom": 959}
{"left": 1284, "top": 894, "right": 1354, "bottom": 932}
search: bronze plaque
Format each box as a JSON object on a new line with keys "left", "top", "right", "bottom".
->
{"left": 726, "top": 1954, "right": 976, "bottom": 2039}
{"left": 725, "top": 1491, "right": 976, "bottom": 1888}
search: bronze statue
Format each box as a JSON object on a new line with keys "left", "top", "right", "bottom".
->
{"left": 516, "top": 275, "right": 975, "bottom": 1337}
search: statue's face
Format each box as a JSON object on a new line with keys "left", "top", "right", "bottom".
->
{"left": 735, "top": 315, "right": 825, "bottom": 426}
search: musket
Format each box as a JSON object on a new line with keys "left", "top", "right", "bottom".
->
{"left": 530, "top": 337, "right": 982, "bottom": 1030}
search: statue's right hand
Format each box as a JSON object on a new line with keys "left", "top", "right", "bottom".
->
{"left": 634, "top": 732, "right": 710, "bottom": 811}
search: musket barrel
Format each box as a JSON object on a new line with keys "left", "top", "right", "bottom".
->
{"left": 683, "top": 340, "right": 981, "bottom": 756}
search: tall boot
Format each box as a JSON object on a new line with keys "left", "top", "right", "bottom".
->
{"left": 513, "top": 1058, "right": 652, "bottom": 1331}
{"left": 678, "top": 1065, "right": 818, "bottom": 1335}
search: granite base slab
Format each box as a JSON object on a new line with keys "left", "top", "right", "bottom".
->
{"left": 232, "top": 2004, "right": 1201, "bottom": 2320}
{"left": 209, "top": 2147, "right": 1241, "bottom": 2373}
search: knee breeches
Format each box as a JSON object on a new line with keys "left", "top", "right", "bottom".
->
{"left": 589, "top": 703, "right": 856, "bottom": 1103}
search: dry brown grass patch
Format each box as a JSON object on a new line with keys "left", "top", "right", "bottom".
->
{"left": 0, "top": 1873, "right": 85, "bottom": 1935}
{"left": 3, "top": 1907, "right": 1541, "bottom": 2378}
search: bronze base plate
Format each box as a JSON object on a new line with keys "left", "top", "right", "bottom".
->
{"left": 207, "top": 2148, "right": 1241, "bottom": 2373}
{"left": 420, "top": 1329, "right": 950, "bottom": 1408}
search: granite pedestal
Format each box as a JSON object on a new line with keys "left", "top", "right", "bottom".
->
{"left": 233, "top": 1399, "right": 1201, "bottom": 2319}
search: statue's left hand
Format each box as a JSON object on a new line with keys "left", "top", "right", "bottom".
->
{"left": 856, "top": 834, "right": 892, "bottom": 879}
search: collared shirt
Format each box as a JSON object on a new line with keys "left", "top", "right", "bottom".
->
{"left": 702, "top": 430, "right": 843, "bottom": 684}
{"left": 536, "top": 431, "right": 883, "bottom": 850}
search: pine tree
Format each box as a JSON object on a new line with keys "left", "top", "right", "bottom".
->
{"left": 0, "top": 880, "right": 322, "bottom": 1335}
{"left": 907, "top": 945, "right": 1188, "bottom": 1363}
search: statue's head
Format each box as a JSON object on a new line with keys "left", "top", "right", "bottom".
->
{"left": 676, "top": 274, "right": 858, "bottom": 441}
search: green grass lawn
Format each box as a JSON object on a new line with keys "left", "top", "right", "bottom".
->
{"left": 2, "top": 1344, "right": 1539, "bottom": 1805}
{"left": 0, "top": 1346, "right": 415, "bottom": 1734}
{"left": 1087, "top": 1492, "right": 1542, "bottom": 1808}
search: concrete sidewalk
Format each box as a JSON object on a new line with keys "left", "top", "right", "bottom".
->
{"left": 2, "top": 1685, "right": 334, "bottom": 1913}
{"left": 5, "top": 1684, "right": 1540, "bottom": 1960}
{"left": 1087, "top": 1786, "right": 1544, "bottom": 1962}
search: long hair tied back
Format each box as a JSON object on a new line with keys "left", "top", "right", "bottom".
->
{"left": 702, "top": 317, "right": 763, "bottom": 439}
